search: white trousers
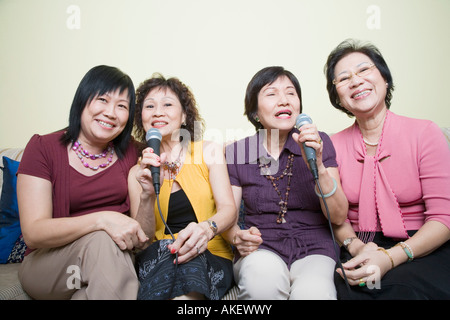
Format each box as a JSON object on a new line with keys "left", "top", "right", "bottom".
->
{"left": 233, "top": 249, "right": 337, "bottom": 300}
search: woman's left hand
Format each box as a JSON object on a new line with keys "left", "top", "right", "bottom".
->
{"left": 336, "top": 242, "right": 392, "bottom": 287}
{"left": 167, "top": 222, "right": 213, "bottom": 264}
{"left": 292, "top": 123, "right": 324, "bottom": 169}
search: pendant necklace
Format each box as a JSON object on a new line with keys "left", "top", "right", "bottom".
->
{"left": 162, "top": 145, "right": 184, "bottom": 180}
{"left": 258, "top": 153, "right": 294, "bottom": 224}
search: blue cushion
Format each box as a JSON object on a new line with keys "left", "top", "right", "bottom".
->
{"left": 0, "top": 156, "right": 20, "bottom": 222}
{"left": 0, "top": 221, "right": 21, "bottom": 263}
{"left": 0, "top": 156, "right": 22, "bottom": 263}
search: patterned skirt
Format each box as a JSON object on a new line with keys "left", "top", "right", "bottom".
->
{"left": 135, "top": 239, "right": 233, "bottom": 300}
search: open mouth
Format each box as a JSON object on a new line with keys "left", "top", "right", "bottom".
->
{"left": 275, "top": 109, "right": 292, "bottom": 119}
{"left": 151, "top": 121, "right": 168, "bottom": 128}
{"left": 96, "top": 120, "right": 114, "bottom": 128}
{"left": 352, "top": 89, "right": 371, "bottom": 99}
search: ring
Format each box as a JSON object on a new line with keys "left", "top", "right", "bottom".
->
{"left": 196, "top": 246, "right": 200, "bottom": 254}
{"left": 317, "top": 138, "right": 322, "bottom": 144}
{"left": 358, "top": 278, "right": 366, "bottom": 287}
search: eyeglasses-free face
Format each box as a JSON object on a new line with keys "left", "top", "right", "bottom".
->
{"left": 333, "top": 63, "right": 376, "bottom": 88}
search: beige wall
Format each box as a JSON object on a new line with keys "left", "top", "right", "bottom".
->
{"left": 1, "top": 0, "right": 449, "bottom": 148}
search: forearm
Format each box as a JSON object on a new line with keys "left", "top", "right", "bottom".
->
{"left": 21, "top": 211, "right": 106, "bottom": 249}
{"left": 387, "top": 220, "right": 450, "bottom": 268}
{"left": 332, "top": 221, "right": 368, "bottom": 257}
{"left": 316, "top": 167, "right": 348, "bottom": 225}
{"left": 133, "top": 193, "right": 156, "bottom": 240}
{"left": 222, "top": 224, "right": 242, "bottom": 245}
{"left": 200, "top": 203, "right": 237, "bottom": 241}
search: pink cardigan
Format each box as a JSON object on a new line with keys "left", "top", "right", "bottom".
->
{"left": 331, "top": 111, "right": 450, "bottom": 239}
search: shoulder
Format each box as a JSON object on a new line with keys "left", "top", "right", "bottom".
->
{"left": 26, "top": 130, "right": 65, "bottom": 145}
{"left": 388, "top": 112, "right": 441, "bottom": 142}
{"left": 23, "top": 130, "right": 66, "bottom": 156}
{"left": 200, "top": 140, "right": 226, "bottom": 168}
{"left": 224, "top": 134, "right": 256, "bottom": 162}
{"left": 330, "top": 124, "right": 355, "bottom": 144}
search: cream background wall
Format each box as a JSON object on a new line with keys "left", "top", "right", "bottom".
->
{"left": 1, "top": 0, "right": 449, "bottom": 147}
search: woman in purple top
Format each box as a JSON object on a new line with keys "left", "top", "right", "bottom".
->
{"left": 225, "top": 66, "right": 348, "bottom": 299}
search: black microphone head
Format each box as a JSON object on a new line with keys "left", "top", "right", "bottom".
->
{"left": 146, "top": 128, "right": 162, "bottom": 143}
{"left": 295, "top": 113, "right": 313, "bottom": 129}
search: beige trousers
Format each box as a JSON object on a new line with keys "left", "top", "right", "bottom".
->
{"left": 234, "top": 249, "right": 337, "bottom": 300}
{"left": 18, "top": 231, "right": 138, "bottom": 300}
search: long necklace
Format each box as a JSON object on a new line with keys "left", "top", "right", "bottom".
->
{"left": 72, "top": 140, "right": 114, "bottom": 170}
{"left": 259, "top": 153, "right": 294, "bottom": 224}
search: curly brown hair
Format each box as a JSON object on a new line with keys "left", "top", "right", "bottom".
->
{"left": 134, "top": 73, "right": 204, "bottom": 144}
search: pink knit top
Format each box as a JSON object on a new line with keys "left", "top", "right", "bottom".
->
{"left": 331, "top": 111, "right": 450, "bottom": 240}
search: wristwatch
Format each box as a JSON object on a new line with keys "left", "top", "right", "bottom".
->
{"left": 206, "top": 220, "right": 218, "bottom": 236}
{"left": 343, "top": 236, "right": 357, "bottom": 251}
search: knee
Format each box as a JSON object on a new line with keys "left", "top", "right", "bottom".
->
{"left": 78, "top": 231, "right": 134, "bottom": 271}
{"left": 235, "top": 250, "right": 290, "bottom": 300}
{"left": 290, "top": 275, "right": 337, "bottom": 300}
{"left": 80, "top": 231, "right": 117, "bottom": 257}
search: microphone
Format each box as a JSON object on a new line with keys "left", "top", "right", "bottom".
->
{"left": 295, "top": 113, "right": 319, "bottom": 180}
{"left": 145, "top": 128, "right": 162, "bottom": 194}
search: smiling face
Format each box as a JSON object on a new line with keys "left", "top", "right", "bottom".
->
{"left": 141, "top": 87, "right": 186, "bottom": 140}
{"left": 334, "top": 52, "right": 387, "bottom": 118}
{"left": 79, "top": 88, "right": 130, "bottom": 148}
{"left": 256, "top": 75, "right": 301, "bottom": 133}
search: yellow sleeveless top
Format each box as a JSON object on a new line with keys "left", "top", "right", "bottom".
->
{"left": 154, "top": 140, "right": 233, "bottom": 260}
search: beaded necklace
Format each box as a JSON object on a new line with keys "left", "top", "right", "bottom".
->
{"left": 162, "top": 146, "right": 183, "bottom": 180}
{"left": 259, "top": 153, "right": 294, "bottom": 224}
{"left": 363, "top": 138, "right": 378, "bottom": 146}
{"left": 72, "top": 140, "right": 114, "bottom": 171}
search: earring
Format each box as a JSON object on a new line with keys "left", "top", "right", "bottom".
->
{"left": 254, "top": 116, "right": 260, "bottom": 122}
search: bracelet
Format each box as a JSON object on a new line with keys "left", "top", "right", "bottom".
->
{"left": 377, "top": 248, "right": 395, "bottom": 269}
{"left": 342, "top": 236, "right": 357, "bottom": 251}
{"left": 315, "top": 177, "right": 337, "bottom": 198}
{"left": 395, "top": 242, "right": 414, "bottom": 262}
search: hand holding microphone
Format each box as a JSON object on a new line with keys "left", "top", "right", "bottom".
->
{"left": 293, "top": 113, "right": 322, "bottom": 180}
{"left": 136, "top": 128, "right": 164, "bottom": 195}
{"left": 145, "top": 128, "right": 163, "bottom": 194}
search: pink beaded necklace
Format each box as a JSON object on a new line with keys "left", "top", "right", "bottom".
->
{"left": 72, "top": 140, "right": 114, "bottom": 171}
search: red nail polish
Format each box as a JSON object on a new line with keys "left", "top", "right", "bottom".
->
{"left": 170, "top": 248, "right": 176, "bottom": 254}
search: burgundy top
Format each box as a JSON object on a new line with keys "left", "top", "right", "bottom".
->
{"left": 18, "top": 131, "right": 138, "bottom": 254}
{"left": 226, "top": 128, "right": 338, "bottom": 267}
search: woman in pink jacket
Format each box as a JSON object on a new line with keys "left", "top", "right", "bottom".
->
{"left": 324, "top": 39, "right": 450, "bottom": 299}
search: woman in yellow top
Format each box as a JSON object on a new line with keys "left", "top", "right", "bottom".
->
{"left": 128, "top": 74, "right": 236, "bottom": 300}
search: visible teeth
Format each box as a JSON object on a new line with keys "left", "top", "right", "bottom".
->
{"left": 276, "top": 112, "right": 291, "bottom": 116}
{"left": 354, "top": 90, "right": 370, "bottom": 98}
{"left": 153, "top": 122, "right": 167, "bottom": 126}
{"left": 98, "top": 120, "right": 113, "bottom": 128}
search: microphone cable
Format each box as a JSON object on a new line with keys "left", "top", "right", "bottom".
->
{"left": 155, "top": 192, "right": 178, "bottom": 299}
{"left": 315, "top": 178, "right": 352, "bottom": 297}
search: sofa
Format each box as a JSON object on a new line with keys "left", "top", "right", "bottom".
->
{"left": 1, "top": 127, "right": 449, "bottom": 300}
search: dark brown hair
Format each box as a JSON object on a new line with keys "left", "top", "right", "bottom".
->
{"left": 134, "top": 73, "right": 204, "bottom": 144}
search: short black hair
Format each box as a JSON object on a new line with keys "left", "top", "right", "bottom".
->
{"left": 61, "top": 65, "right": 136, "bottom": 158}
{"left": 324, "top": 39, "right": 394, "bottom": 117}
{"left": 244, "top": 66, "right": 302, "bottom": 130}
